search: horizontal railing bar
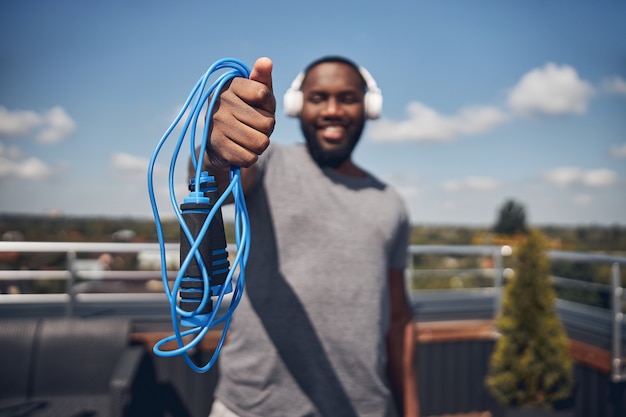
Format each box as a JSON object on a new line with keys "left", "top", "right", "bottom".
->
{"left": 409, "top": 245, "right": 503, "bottom": 256}
{"left": 552, "top": 275, "right": 612, "bottom": 292}
{"left": 73, "top": 270, "right": 178, "bottom": 280}
{"left": 0, "top": 270, "right": 72, "bottom": 281}
{"left": 0, "top": 293, "right": 70, "bottom": 303}
{"left": 0, "top": 241, "right": 240, "bottom": 253}
{"left": 2, "top": 242, "right": 624, "bottom": 264}
{"left": 411, "top": 268, "right": 496, "bottom": 276}
{"left": 0, "top": 270, "right": 179, "bottom": 281}
{"left": 548, "top": 250, "right": 626, "bottom": 265}
{"left": 0, "top": 241, "right": 175, "bottom": 253}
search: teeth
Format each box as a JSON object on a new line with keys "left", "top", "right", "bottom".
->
{"left": 322, "top": 126, "right": 344, "bottom": 140}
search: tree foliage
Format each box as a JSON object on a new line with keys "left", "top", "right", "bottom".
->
{"left": 493, "top": 199, "right": 528, "bottom": 236}
{"left": 485, "top": 229, "right": 573, "bottom": 409}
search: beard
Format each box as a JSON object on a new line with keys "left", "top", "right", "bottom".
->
{"left": 300, "top": 121, "right": 365, "bottom": 169}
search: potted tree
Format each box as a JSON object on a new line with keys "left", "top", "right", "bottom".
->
{"left": 485, "top": 229, "right": 574, "bottom": 416}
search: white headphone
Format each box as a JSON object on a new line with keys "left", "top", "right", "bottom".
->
{"left": 283, "top": 66, "right": 383, "bottom": 120}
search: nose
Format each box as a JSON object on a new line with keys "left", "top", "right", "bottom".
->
{"left": 322, "top": 97, "right": 342, "bottom": 118}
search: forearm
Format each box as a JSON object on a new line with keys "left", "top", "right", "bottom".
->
{"left": 388, "top": 318, "right": 420, "bottom": 417}
{"left": 387, "top": 268, "right": 420, "bottom": 416}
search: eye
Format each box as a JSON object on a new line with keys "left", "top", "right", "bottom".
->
{"left": 339, "top": 92, "right": 361, "bottom": 105}
{"left": 307, "top": 93, "right": 326, "bottom": 104}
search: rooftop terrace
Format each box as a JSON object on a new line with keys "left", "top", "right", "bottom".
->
{"left": 0, "top": 241, "right": 624, "bottom": 417}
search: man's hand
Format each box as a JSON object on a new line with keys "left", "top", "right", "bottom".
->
{"left": 207, "top": 57, "right": 275, "bottom": 168}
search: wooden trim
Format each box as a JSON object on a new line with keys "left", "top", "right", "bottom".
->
{"left": 413, "top": 320, "right": 614, "bottom": 373}
{"left": 568, "top": 339, "right": 612, "bottom": 373}
{"left": 416, "top": 320, "right": 496, "bottom": 343}
{"left": 132, "top": 320, "right": 617, "bottom": 374}
{"left": 131, "top": 330, "right": 225, "bottom": 353}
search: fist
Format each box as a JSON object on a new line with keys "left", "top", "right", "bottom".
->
{"left": 207, "top": 57, "right": 276, "bottom": 168}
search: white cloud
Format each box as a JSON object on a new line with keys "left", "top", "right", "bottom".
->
{"left": 37, "top": 107, "right": 76, "bottom": 144}
{"left": 111, "top": 153, "right": 155, "bottom": 198}
{"left": 443, "top": 176, "right": 501, "bottom": 192}
{"left": 507, "top": 63, "right": 595, "bottom": 116}
{"left": 0, "top": 142, "right": 53, "bottom": 180}
{"left": 16, "top": 157, "right": 52, "bottom": 180}
{"left": 0, "top": 107, "right": 41, "bottom": 136}
{"left": 111, "top": 152, "right": 151, "bottom": 176}
{"left": 543, "top": 166, "right": 618, "bottom": 188}
{"left": 544, "top": 167, "right": 583, "bottom": 187}
{"left": 0, "top": 155, "right": 51, "bottom": 180}
{"left": 368, "top": 102, "right": 508, "bottom": 142}
{"left": 0, "top": 106, "right": 76, "bottom": 143}
{"left": 584, "top": 169, "right": 618, "bottom": 187}
{"left": 112, "top": 152, "right": 173, "bottom": 199}
{"left": 368, "top": 62, "right": 601, "bottom": 144}
{"left": 396, "top": 185, "right": 421, "bottom": 199}
{"left": 602, "top": 76, "right": 626, "bottom": 95}
{"left": 610, "top": 143, "right": 626, "bottom": 158}
{"left": 112, "top": 152, "right": 146, "bottom": 171}
{"left": 382, "top": 173, "right": 422, "bottom": 199}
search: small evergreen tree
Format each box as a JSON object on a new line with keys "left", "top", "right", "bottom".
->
{"left": 493, "top": 199, "right": 528, "bottom": 236}
{"left": 485, "top": 229, "right": 573, "bottom": 409}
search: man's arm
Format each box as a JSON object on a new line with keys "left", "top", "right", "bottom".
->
{"left": 188, "top": 57, "right": 275, "bottom": 195}
{"left": 387, "top": 268, "right": 420, "bottom": 417}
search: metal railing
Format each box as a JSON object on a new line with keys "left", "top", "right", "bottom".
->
{"left": 0, "top": 241, "right": 624, "bottom": 381}
{"left": 548, "top": 250, "right": 626, "bottom": 382}
{"left": 406, "top": 244, "right": 626, "bottom": 382}
{"left": 407, "top": 244, "right": 512, "bottom": 313}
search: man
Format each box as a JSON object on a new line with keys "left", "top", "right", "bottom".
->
{"left": 198, "top": 56, "right": 419, "bottom": 417}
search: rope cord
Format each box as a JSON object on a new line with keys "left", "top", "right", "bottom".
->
{"left": 147, "top": 58, "right": 251, "bottom": 372}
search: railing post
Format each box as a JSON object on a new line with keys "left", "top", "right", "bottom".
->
{"left": 493, "top": 248, "right": 503, "bottom": 317}
{"left": 405, "top": 251, "right": 414, "bottom": 310}
{"left": 65, "top": 251, "right": 77, "bottom": 318}
{"left": 612, "top": 262, "right": 625, "bottom": 382}
{"left": 493, "top": 245, "right": 512, "bottom": 318}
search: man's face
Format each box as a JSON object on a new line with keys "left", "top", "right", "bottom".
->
{"left": 299, "top": 62, "right": 366, "bottom": 168}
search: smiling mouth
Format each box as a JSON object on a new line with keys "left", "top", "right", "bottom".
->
{"left": 320, "top": 126, "right": 345, "bottom": 142}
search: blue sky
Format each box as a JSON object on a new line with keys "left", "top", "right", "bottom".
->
{"left": 1, "top": 0, "right": 625, "bottom": 226}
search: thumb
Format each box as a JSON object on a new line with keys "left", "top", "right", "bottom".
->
{"left": 249, "top": 57, "right": 273, "bottom": 90}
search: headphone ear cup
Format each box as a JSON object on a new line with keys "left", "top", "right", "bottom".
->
{"left": 284, "top": 72, "right": 305, "bottom": 118}
{"left": 283, "top": 89, "right": 303, "bottom": 118}
{"left": 358, "top": 66, "right": 383, "bottom": 119}
{"left": 364, "top": 90, "right": 383, "bottom": 120}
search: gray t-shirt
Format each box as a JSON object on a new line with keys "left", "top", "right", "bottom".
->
{"left": 215, "top": 144, "right": 410, "bottom": 417}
